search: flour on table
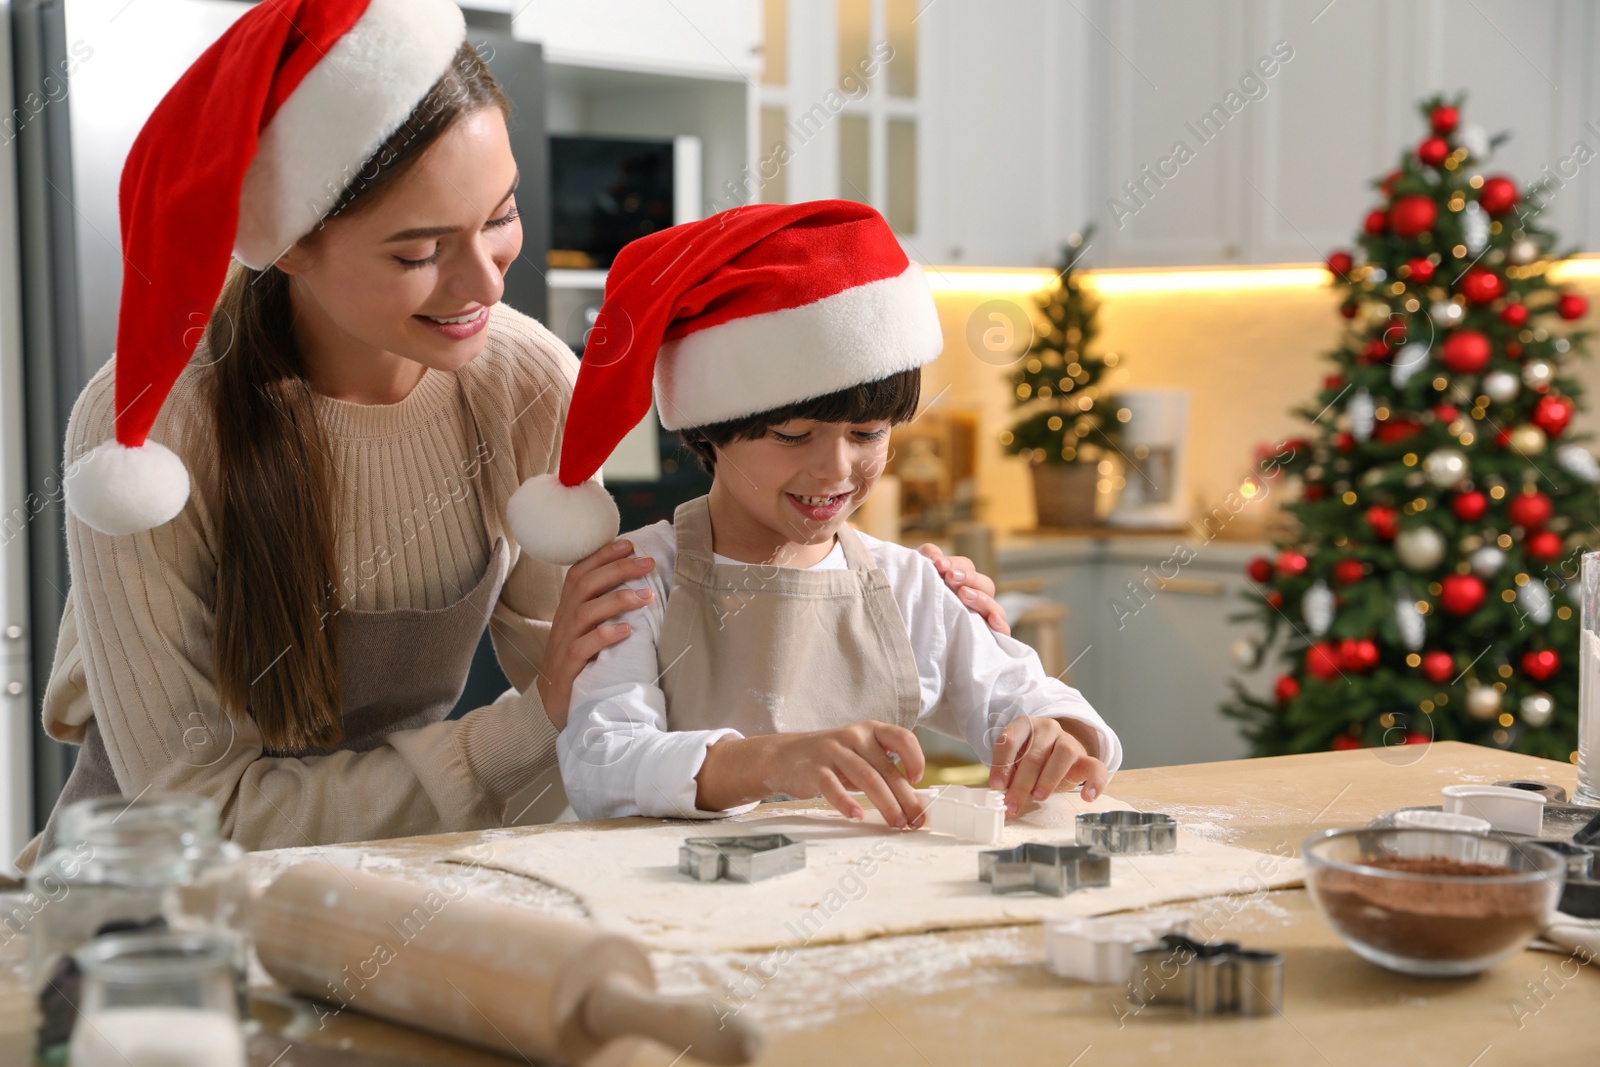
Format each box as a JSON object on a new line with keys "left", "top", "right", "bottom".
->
{"left": 444, "top": 794, "right": 1304, "bottom": 953}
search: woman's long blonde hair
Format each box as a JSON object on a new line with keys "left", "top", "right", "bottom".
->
{"left": 205, "top": 43, "right": 508, "bottom": 753}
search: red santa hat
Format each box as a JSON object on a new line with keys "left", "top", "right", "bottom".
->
{"left": 63, "top": 0, "right": 467, "bottom": 536}
{"left": 508, "top": 200, "right": 944, "bottom": 565}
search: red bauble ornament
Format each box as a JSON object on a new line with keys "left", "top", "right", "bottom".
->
{"left": 1335, "top": 431, "right": 1355, "bottom": 451}
{"left": 1508, "top": 490, "right": 1554, "bottom": 529}
{"left": 1451, "top": 491, "right": 1488, "bottom": 521}
{"left": 1363, "top": 338, "right": 1392, "bottom": 362}
{"left": 1459, "top": 268, "right": 1505, "bottom": 305}
{"left": 1418, "top": 136, "right": 1449, "bottom": 167}
{"left": 1324, "top": 374, "right": 1346, "bottom": 391}
{"left": 1246, "top": 556, "right": 1274, "bottom": 583}
{"left": 1430, "top": 105, "right": 1459, "bottom": 134}
{"left": 1532, "top": 394, "right": 1574, "bottom": 438}
{"left": 1495, "top": 428, "right": 1513, "bottom": 448}
{"left": 1379, "top": 169, "right": 1403, "bottom": 196}
{"left": 1478, "top": 176, "right": 1518, "bottom": 216}
{"left": 1339, "top": 637, "right": 1380, "bottom": 672}
{"left": 1332, "top": 558, "right": 1366, "bottom": 585}
{"left": 1326, "top": 250, "right": 1353, "bottom": 276}
{"left": 1438, "top": 574, "right": 1487, "bottom": 616}
{"left": 1501, "top": 303, "right": 1528, "bottom": 327}
{"left": 1277, "top": 550, "right": 1309, "bottom": 578}
{"left": 1304, "top": 483, "right": 1329, "bottom": 501}
{"left": 1405, "top": 732, "right": 1431, "bottom": 745}
{"left": 1441, "top": 330, "right": 1491, "bottom": 373}
{"left": 1522, "top": 649, "right": 1561, "bottom": 681}
{"left": 1406, "top": 257, "right": 1436, "bottom": 284}
{"left": 1433, "top": 404, "right": 1459, "bottom": 422}
{"left": 1340, "top": 301, "right": 1359, "bottom": 320}
{"left": 1331, "top": 735, "right": 1364, "bottom": 752}
{"left": 1366, "top": 505, "right": 1399, "bottom": 541}
{"left": 1527, "top": 529, "right": 1564, "bottom": 562}
{"left": 1373, "top": 419, "right": 1422, "bottom": 444}
{"left": 1420, "top": 650, "right": 1454, "bottom": 683}
{"left": 1390, "top": 195, "right": 1438, "bottom": 238}
{"left": 1306, "top": 642, "right": 1343, "bottom": 682}
{"left": 1364, "top": 209, "right": 1389, "bottom": 235}
{"left": 1265, "top": 591, "right": 1284, "bottom": 609}
{"left": 1274, "top": 675, "right": 1300, "bottom": 705}
{"left": 1559, "top": 293, "right": 1588, "bottom": 320}
{"left": 1506, "top": 342, "right": 1523, "bottom": 359}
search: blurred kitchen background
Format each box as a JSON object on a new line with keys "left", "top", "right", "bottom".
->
{"left": 6, "top": 0, "right": 1600, "bottom": 867}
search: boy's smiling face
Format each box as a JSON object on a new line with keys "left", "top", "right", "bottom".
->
{"left": 706, "top": 418, "right": 893, "bottom": 567}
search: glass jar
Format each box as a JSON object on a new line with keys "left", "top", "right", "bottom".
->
{"left": 25, "top": 794, "right": 246, "bottom": 1063}
{"left": 67, "top": 930, "right": 246, "bottom": 1067}
{"left": 1580, "top": 552, "right": 1600, "bottom": 805}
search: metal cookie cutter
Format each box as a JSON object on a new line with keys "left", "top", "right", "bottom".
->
{"left": 978, "top": 843, "right": 1110, "bottom": 897}
{"left": 679, "top": 834, "right": 805, "bottom": 883}
{"left": 1076, "top": 811, "right": 1178, "bottom": 854}
{"left": 1127, "top": 934, "right": 1283, "bottom": 1017}
{"left": 1494, "top": 779, "right": 1570, "bottom": 805}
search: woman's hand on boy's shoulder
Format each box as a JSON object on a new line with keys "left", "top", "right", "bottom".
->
{"left": 988, "top": 716, "right": 1108, "bottom": 815}
{"left": 916, "top": 544, "right": 1010, "bottom": 635}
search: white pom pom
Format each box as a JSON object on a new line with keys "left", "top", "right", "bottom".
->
{"left": 64, "top": 439, "right": 190, "bottom": 536}
{"left": 506, "top": 475, "right": 620, "bottom": 565}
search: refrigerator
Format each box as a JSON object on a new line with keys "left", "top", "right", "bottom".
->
{"left": 1, "top": 0, "right": 548, "bottom": 856}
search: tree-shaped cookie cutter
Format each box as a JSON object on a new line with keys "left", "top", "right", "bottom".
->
{"left": 679, "top": 833, "right": 806, "bottom": 883}
{"left": 1076, "top": 810, "right": 1178, "bottom": 854}
{"left": 977, "top": 842, "right": 1111, "bottom": 896}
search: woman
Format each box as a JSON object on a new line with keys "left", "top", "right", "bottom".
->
{"left": 18, "top": 0, "right": 1006, "bottom": 866}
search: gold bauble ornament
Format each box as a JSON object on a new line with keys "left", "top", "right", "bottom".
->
{"left": 1509, "top": 425, "right": 1548, "bottom": 456}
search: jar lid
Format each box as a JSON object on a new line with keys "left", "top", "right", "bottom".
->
{"left": 73, "top": 929, "right": 237, "bottom": 983}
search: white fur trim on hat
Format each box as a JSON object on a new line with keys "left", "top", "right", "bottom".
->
{"left": 652, "top": 262, "right": 943, "bottom": 431}
{"left": 64, "top": 440, "right": 191, "bottom": 536}
{"left": 507, "top": 475, "right": 621, "bottom": 566}
{"left": 233, "top": 0, "right": 467, "bottom": 269}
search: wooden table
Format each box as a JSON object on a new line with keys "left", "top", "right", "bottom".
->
{"left": 5, "top": 742, "right": 1598, "bottom": 1065}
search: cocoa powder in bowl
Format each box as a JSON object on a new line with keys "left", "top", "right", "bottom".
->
{"left": 1315, "top": 855, "right": 1546, "bottom": 962}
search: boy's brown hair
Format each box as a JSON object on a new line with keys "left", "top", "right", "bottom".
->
{"left": 677, "top": 368, "right": 922, "bottom": 471}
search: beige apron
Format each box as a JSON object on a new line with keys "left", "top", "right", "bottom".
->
{"left": 32, "top": 381, "right": 515, "bottom": 857}
{"left": 658, "top": 495, "right": 921, "bottom": 736}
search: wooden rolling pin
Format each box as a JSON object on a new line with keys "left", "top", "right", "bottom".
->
{"left": 253, "top": 864, "right": 760, "bottom": 1066}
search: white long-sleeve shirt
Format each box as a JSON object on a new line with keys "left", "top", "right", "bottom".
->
{"left": 558, "top": 520, "right": 1122, "bottom": 820}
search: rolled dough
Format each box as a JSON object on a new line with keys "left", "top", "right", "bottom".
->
{"left": 448, "top": 795, "right": 1304, "bottom": 953}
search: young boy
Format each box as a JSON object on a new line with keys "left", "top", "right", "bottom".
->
{"left": 511, "top": 201, "right": 1121, "bottom": 825}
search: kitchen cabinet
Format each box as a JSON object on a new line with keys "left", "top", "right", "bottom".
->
{"left": 510, "top": 0, "right": 761, "bottom": 81}
{"left": 998, "top": 536, "right": 1274, "bottom": 770}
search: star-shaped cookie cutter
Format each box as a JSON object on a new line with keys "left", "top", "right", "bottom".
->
{"left": 678, "top": 833, "right": 806, "bottom": 883}
{"left": 977, "top": 842, "right": 1111, "bottom": 896}
{"left": 1076, "top": 810, "right": 1178, "bottom": 854}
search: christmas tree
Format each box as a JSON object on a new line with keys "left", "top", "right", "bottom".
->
{"left": 1000, "top": 228, "right": 1122, "bottom": 467}
{"left": 1223, "top": 95, "right": 1600, "bottom": 761}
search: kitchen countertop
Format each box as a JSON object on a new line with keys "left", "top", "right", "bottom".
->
{"left": 3, "top": 742, "right": 1595, "bottom": 1065}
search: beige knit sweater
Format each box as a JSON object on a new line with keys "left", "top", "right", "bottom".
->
{"left": 32, "top": 303, "right": 576, "bottom": 859}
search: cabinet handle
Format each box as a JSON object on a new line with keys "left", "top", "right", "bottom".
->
{"left": 4, "top": 624, "right": 22, "bottom": 640}
{"left": 1155, "top": 577, "right": 1223, "bottom": 596}
{"left": 5, "top": 681, "right": 22, "bottom": 696}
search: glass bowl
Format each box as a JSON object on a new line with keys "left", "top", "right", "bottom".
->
{"left": 1303, "top": 828, "right": 1565, "bottom": 976}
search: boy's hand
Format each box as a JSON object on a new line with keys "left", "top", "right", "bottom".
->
{"left": 697, "top": 722, "right": 927, "bottom": 828}
{"left": 989, "top": 717, "right": 1109, "bottom": 814}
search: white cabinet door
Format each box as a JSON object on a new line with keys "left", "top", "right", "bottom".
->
{"left": 921, "top": 0, "right": 1090, "bottom": 266}
{"left": 1087, "top": 0, "right": 1250, "bottom": 267}
{"left": 514, "top": 1, "right": 761, "bottom": 80}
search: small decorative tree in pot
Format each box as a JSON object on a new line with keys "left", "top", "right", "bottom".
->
{"left": 1000, "top": 229, "right": 1123, "bottom": 528}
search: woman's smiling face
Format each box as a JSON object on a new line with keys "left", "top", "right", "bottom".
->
{"left": 276, "top": 107, "right": 523, "bottom": 374}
